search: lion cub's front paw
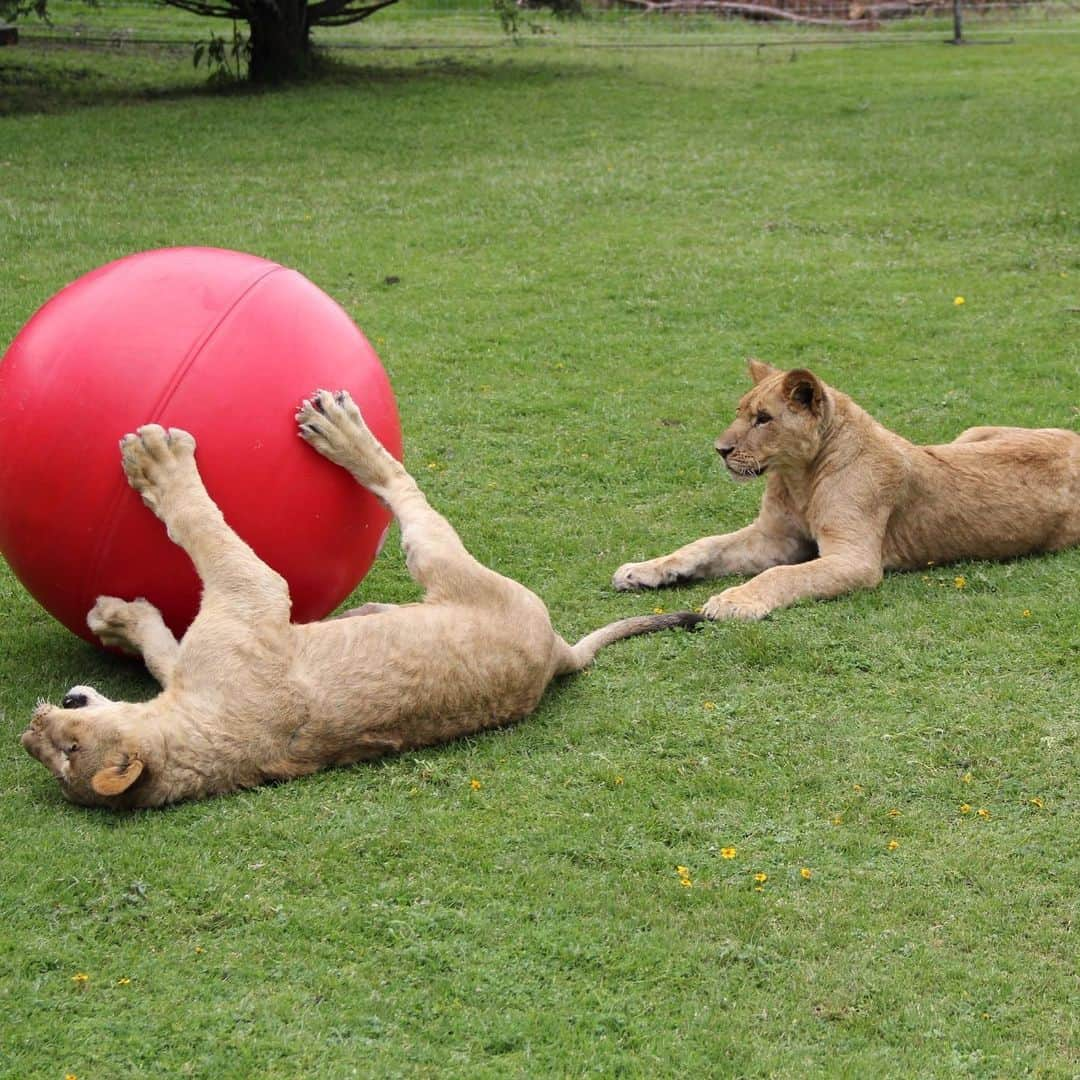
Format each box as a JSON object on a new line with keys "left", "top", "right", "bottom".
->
{"left": 701, "top": 588, "right": 772, "bottom": 622}
{"left": 120, "top": 425, "right": 197, "bottom": 513}
{"left": 88, "top": 596, "right": 162, "bottom": 652}
{"left": 612, "top": 560, "right": 675, "bottom": 591}
{"left": 297, "top": 389, "right": 392, "bottom": 488}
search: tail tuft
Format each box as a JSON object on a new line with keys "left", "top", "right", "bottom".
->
{"left": 650, "top": 611, "right": 706, "bottom": 634}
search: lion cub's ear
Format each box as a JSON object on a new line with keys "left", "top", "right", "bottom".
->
{"left": 747, "top": 358, "right": 780, "bottom": 385}
{"left": 91, "top": 755, "right": 145, "bottom": 796}
{"left": 782, "top": 369, "right": 825, "bottom": 414}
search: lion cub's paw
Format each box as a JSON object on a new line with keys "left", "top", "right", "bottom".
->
{"left": 88, "top": 596, "right": 163, "bottom": 651}
{"left": 120, "top": 425, "right": 197, "bottom": 510}
{"left": 296, "top": 388, "right": 370, "bottom": 444}
{"left": 701, "top": 588, "right": 771, "bottom": 622}
{"left": 297, "top": 389, "right": 390, "bottom": 483}
{"left": 612, "top": 560, "right": 674, "bottom": 591}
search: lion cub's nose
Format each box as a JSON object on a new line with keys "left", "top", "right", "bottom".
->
{"left": 715, "top": 440, "right": 734, "bottom": 460}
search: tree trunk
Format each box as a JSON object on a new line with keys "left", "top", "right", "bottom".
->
{"left": 248, "top": 0, "right": 311, "bottom": 83}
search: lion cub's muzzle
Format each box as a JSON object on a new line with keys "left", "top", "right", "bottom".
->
{"left": 716, "top": 438, "right": 765, "bottom": 481}
{"left": 21, "top": 709, "right": 58, "bottom": 775}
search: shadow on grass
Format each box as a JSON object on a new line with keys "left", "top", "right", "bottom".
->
{"left": 0, "top": 38, "right": 601, "bottom": 117}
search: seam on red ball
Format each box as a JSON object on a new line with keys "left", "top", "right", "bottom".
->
{"left": 81, "top": 265, "right": 285, "bottom": 624}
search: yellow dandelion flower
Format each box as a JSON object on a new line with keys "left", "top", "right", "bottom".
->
{"left": 831, "top": 815, "right": 843, "bottom": 826}
{"left": 721, "top": 846, "right": 737, "bottom": 859}
{"left": 853, "top": 783, "right": 864, "bottom": 794}
{"left": 954, "top": 296, "right": 965, "bottom": 306}
{"left": 71, "top": 973, "right": 88, "bottom": 984}
{"left": 888, "top": 808, "right": 901, "bottom": 818}
{"left": 754, "top": 872, "right": 768, "bottom": 883}
{"left": 614, "top": 775, "right": 624, "bottom": 786}
{"left": 960, "top": 803, "right": 972, "bottom": 814}
{"left": 1022, "top": 609, "right": 1031, "bottom": 618}
{"left": 754, "top": 885, "right": 764, "bottom": 893}
{"left": 470, "top": 778, "right": 481, "bottom": 791}
{"left": 116, "top": 977, "right": 131, "bottom": 986}
{"left": 676, "top": 865, "right": 690, "bottom": 877}
{"left": 961, "top": 772, "right": 972, "bottom": 784}
{"left": 679, "top": 878, "right": 693, "bottom": 888}
{"left": 703, "top": 701, "right": 716, "bottom": 710}
{"left": 653, "top": 606, "right": 665, "bottom": 615}
{"left": 800, "top": 867, "right": 813, "bottom": 879}
{"left": 954, "top": 576, "right": 966, "bottom": 590}
{"left": 65, "top": 1074, "right": 78, "bottom": 1080}
{"left": 977, "top": 808, "right": 990, "bottom": 819}
{"left": 1029, "top": 796, "right": 1044, "bottom": 809}
{"left": 887, "top": 839, "right": 900, "bottom": 851}
{"left": 194, "top": 945, "right": 205, "bottom": 954}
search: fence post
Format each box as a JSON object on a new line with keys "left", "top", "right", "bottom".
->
{"left": 951, "top": 0, "right": 964, "bottom": 43}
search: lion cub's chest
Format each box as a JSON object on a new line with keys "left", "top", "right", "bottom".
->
{"left": 764, "top": 476, "right": 816, "bottom": 540}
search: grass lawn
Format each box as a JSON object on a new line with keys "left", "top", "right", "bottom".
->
{"left": 1, "top": 12, "right": 1078, "bottom": 1077}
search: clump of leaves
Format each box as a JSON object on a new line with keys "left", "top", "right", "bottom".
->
{"left": 493, "top": 0, "right": 584, "bottom": 37}
{"left": 193, "top": 20, "right": 251, "bottom": 82}
{"left": 1, "top": 0, "right": 54, "bottom": 22}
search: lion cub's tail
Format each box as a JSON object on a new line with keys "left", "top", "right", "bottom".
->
{"left": 557, "top": 611, "right": 705, "bottom": 675}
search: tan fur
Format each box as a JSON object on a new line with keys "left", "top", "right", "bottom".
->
{"left": 22, "top": 391, "right": 700, "bottom": 809}
{"left": 614, "top": 360, "right": 1080, "bottom": 620}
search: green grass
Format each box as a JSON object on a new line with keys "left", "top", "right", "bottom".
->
{"left": 2, "top": 17, "right": 1079, "bottom": 1078}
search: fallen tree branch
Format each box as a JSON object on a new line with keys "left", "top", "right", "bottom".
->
{"left": 600, "top": 0, "right": 947, "bottom": 21}
{"left": 849, "top": 0, "right": 935, "bottom": 19}
{"left": 604, "top": 0, "right": 866, "bottom": 25}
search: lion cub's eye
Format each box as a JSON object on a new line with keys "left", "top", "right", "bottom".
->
{"left": 64, "top": 743, "right": 79, "bottom": 755}
{"left": 754, "top": 411, "right": 773, "bottom": 426}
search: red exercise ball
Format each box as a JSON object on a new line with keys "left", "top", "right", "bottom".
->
{"left": 0, "top": 247, "right": 402, "bottom": 644}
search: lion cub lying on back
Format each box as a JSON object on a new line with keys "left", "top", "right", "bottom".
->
{"left": 23, "top": 390, "right": 700, "bottom": 809}
{"left": 614, "top": 360, "right": 1080, "bottom": 620}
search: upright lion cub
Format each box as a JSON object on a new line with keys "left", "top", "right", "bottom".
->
{"left": 614, "top": 360, "right": 1080, "bottom": 620}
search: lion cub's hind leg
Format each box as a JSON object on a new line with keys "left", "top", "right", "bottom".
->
{"left": 87, "top": 596, "right": 180, "bottom": 687}
{"left": 298, "top": 390, "right": 516, "bottom": 607}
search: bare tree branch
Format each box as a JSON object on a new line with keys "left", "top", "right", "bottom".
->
{"left": 163, "top": 0, "right": 247, "bottom": 20}
{"left": 307, "top": 0, "right": 399, "bottom": 24}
